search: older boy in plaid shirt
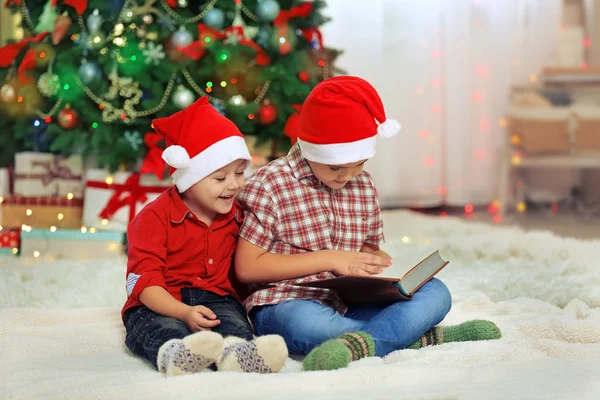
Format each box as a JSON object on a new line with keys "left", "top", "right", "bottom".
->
{"left": 236, "top": 76, "right": 501, "bottom": 371}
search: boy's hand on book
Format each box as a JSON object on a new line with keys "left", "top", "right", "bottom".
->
{"left": 184, "top": 305, "right": 221, "bottom": 332}
{"left": 329, "top": 250, "right": 392, "bottom": 277}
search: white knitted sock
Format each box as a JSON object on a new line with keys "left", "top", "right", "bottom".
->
{"left": 157, "top": 331, "right": 224, "bottom": 376}
{"left": 216, "top": 335, "right": 288, "bottom": 373}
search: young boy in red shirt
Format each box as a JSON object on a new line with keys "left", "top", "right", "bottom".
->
{"left": 122, "top": 97, "right": 287, "bottom": 376}
{"left": 236, "top": 76, "right": 501, "bottom": 372}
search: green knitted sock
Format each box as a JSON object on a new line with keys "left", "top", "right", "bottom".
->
{"left": 303, "top": 332, "right": 375, "bottom": 371}
{"left": 408, "top": 320, "right": 501, "bottom": 349}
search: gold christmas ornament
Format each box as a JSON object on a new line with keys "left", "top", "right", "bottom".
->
{"left": 142, "top": 14, "right": 153, "bottom": 24}
{"left": 0, "top": 82, "right": 17, "bottom": 103}
{"left": 37, "top": 72, "right": 60, "bottom": 97}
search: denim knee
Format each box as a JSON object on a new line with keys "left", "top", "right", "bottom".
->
{"left": 425, "top": 278, "right": 452, "bottom": 317}
{"left": 254, "top": 300, "right": 364, "bottom": 354}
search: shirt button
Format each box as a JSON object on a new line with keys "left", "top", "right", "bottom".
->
{"left": 208, "top": 258, "right": 214, "bottom": 265}
{"left": 187, "top": 213, "right": 194, "bottom": 219}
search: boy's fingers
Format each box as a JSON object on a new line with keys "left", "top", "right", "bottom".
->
{"left": 364, "top": 265, "right": 384, "bottom": 275}
{"left": 197, "top": 306, "right": 217, "bottom": 320}
{"left": 365, "top": 255, "right": 386, "bottom": 266}
{"left": 199, "top": 319, "right": 221, "bottom": 328}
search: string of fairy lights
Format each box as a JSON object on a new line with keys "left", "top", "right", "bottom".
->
{"left": 13, "top": 0, "right": 331, "bottom": 123}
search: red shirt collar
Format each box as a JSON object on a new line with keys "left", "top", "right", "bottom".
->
{"left": 167, "top": 186, "right": 241, "bottom": 227}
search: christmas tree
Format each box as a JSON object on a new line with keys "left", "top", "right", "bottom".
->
{"left": 0, "top": 0, "right": 341, "bottom": 173}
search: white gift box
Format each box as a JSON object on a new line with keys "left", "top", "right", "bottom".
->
{"left": 13, "top": 152, "right": 84, "bottom": 198}
{"left": 0, "top": 167, "right": 10, "bottom": 225}
{"left": 82, "top": 169, "right": 171, "bottom": 232}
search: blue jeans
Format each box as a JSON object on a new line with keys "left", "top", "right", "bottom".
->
{"left": 252, "top": 278, "right": 451, "bottom": 357}
{"left": 124, "top": 288, "right": 254, "bottom": 369}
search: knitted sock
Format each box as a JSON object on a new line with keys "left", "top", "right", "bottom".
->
{"left": 303, "top": 332, "right": 375, "bottom": 372}
{"left": 216, "top": 335, "right": 288, "bottom": 373}
{"left": 157, "top": 331, "right": 224, "bottom": 376}
{"left": 407, "top": 320, "right": 501, "bottom": 349}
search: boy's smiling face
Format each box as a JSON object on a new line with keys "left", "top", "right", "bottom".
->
{"left": 182, "top": 158, "right": 248, "bottom": 224}
{"left": 306, "top": 159, "right": 367, "bottom": 190}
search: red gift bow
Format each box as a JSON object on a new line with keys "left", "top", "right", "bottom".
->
{"left": 139, "top": 133, "right": 166, "bottom": 180}
{"left": 183, "top": 24, "right": 270, "bottom": 66}
{"left": 4, "top": 0, "right": 87, "bottom": 14}
{"left": 0, "top": 32, "right": 48, "bottom": 68}
{"left": 283, "top": 103, "right": 303, "bottom": 145}
{"left": 17, "top": 49, "right": 37, "bottom": 84}
{"left": 87, "top": 173, "right": 167, "bottom": 223}
{"left": 273, "top": 2, "right": 313, "bottom": 55}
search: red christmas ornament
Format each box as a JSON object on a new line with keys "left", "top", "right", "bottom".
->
{"left": 298, "top": 71, "right": 310, "bottom": 83}
{"left": 258, "top": 103, "right": 277, "bottom": 125}
{"left": 58, "top": 108, "right": 78, "bottom": 130}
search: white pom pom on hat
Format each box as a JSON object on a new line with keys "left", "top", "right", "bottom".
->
{"left": 162, "top": 145, "right": 191, "bottom": 169}
{"left": 377, "top": 119, "right": 401, "bottom": 138}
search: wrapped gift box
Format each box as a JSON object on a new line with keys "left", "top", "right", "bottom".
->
{"left": 0, "top": 228, "right": 20, "bottom": 256}
{"left": 20, "top": 228, "right": 125, "bottom": 260}
{"left": 83, "top": 170, "right": 170, "bottom": 232}
{"left": 1, "top": 195, "right": 83, "bottom": 229}
{"left": 0, "top": 167, "right": 12, "bottom": 226}
{"left": 14, "top": 152, "right": 83, "bottom": 198}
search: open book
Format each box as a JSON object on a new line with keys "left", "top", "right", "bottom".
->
{"left": 294, "top": 250, "right": 449, "bottom": 305}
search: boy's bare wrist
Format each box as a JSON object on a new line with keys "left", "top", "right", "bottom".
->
{"left": 319, "top": 250, "right": 336, "bottom": 272}
{"left": 169, "top": 303, "right": 191, "bottom": 322}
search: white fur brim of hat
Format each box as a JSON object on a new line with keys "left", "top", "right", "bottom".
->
{"left": 299, "top": 119, "right": 401, "bottom": 165}
{"left": 162, "top": 136, "right": 252, "bottom": 192}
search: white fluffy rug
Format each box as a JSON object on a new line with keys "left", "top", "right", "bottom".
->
{"left": 2, "top": 210, "right": 600, "bottom": 400}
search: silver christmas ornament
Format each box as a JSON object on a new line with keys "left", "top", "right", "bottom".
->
{"left": 170, "top": 27, "right": 194, "bottom": 48}
{"left": 87, "top": 9, "right": 103, "bottom": 33}
{"left": 256, "top": 0, "right": 280, "bottom": 22}
{"left": 78, "top": 62, "right": 102, "bottom": 84}
{"left": 172, "top": 85, "right": 195, "bottom": 109}
{"left": 203, "top": 8, "right": 225, "bottom": 30}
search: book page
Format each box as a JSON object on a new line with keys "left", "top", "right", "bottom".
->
{"left": 374, "top": 248, "right": 439, "bottom": 280}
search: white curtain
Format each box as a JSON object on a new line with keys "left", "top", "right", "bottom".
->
{"left": 321, "top": 0, "right": 562, "bottom": 208}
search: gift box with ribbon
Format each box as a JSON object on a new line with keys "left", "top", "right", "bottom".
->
{"left": 13, "top": 152, "right": 83, "bottom": 198}
{"left": 20, "top": 227, "right": 125, "bottom": 261}
{"left": 82, "top": 169, "right": 171, "bottom": 232}
{"left": 1, "top": 195, "right": 83, "bottom": 229}
{"left": 0, "top": 228, "right": 20, "bottom": 256}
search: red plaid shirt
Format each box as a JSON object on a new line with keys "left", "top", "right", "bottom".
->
{"left": 237, "top": 144, "right": 385, "bottom": 315}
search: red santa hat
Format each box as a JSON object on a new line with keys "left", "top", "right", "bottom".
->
{"left": 297, "top": 76, "right": 401, "bottom": 164}
{"left": 152, "top": 96, "right": 251, "bottom": 193}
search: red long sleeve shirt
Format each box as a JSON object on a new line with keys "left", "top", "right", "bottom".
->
{"left": 121, "top": 186, "right": 244, "bottom": 322}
